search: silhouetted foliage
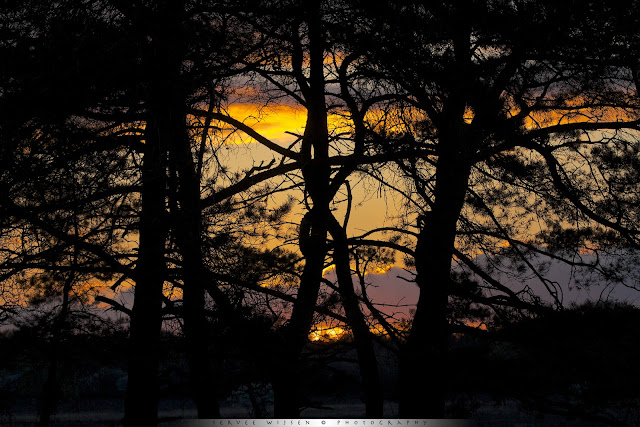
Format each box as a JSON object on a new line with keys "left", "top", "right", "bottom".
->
{"left": 447, "top": 301, "right": 640, "bottom": 424}
{"left": 2, "top": 0, "right": 640, "bottom": 422}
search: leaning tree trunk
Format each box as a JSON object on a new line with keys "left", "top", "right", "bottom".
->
{"left": 272, "top": 208, "right": 329, "bottom": 417}
{"left": 328, "top": 214, "right": 384, "bottom": 417}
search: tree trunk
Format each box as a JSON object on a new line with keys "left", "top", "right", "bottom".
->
{"left": 398, "top": 125, "right": 473, "bottom": 418}
{"left": 328, "top": 214, "right": 383, "bottom": 417}
{"left": 123, "top": 109, "right": 167, "bottom": 425}
{"left": 124, "top": 4, "right": 184, "bottom": 424}
{"left": 171, "top": 108, "right": 221, "bottom": 418}
{"left": 273, "top": 208, "right": 329, "bottom": 417}
{"left": 272, "top": 3, "right": 329, "bottom": 416}
{"left": 38, "top": 274, "right": 73, "bottom": 427}
{"left": 398, "top": 19, "right": 475, "bottom": 416}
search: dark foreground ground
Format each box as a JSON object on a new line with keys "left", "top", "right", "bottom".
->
{"left": 3, "top": 394, "right": 632, "bottom": 426}
{"left": 3, "top": 302, "right": 640, "bottom": 425}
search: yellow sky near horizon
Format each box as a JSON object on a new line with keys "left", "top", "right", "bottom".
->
{"left": 206, "top": 99, "right": 406, "bottom": 247}
{"left": 208, "top": 92, "right": 640, "bottom": 265}
{"left": 219, "top": 103, "right": 307, "bottom": 144}
{"left": 83, "top": 92, "right": 640, "bottom": 328}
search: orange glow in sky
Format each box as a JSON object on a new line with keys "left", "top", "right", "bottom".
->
{"left": 309, "top": 325, "right": 347, "bottom": 341}
{"left": 220, "top": 103, "right": 307, "bottom": 144}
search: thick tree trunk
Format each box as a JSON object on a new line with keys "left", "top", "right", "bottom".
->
{"left": 124, "top": 4, "right": 185, "bottom": 424}
{"left": 124, "top": 111, "right": 168, "bottom": 425}
{"left": 141, "top": 0, "right": 220, "bottom": 417}
{"left": 398, "top": 125, "right": 473, "bottom": 418}
{"left": 271, "top": 369, "right": 300, "bottom": 417}
{"left": 398, "top": 21, "right": 475, "bottom": 416}
{"left": 328, "top": 214, "right": 384, "bottom": 417}
{"left": 397, "top": 236, "right": 452, "bottom": 418}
